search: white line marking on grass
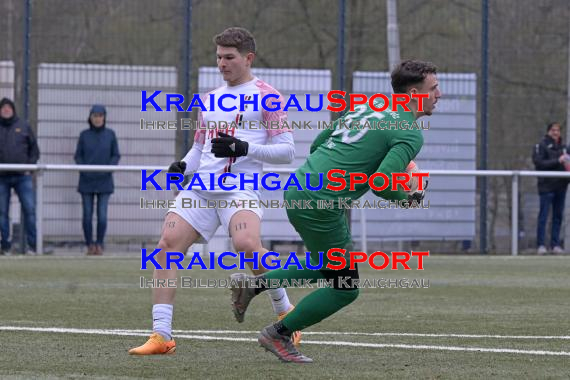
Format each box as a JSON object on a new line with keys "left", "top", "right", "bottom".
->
{"left": 306, "top": 341, "right": 570, "bottom": 356}
{"left": 1, "top": 326, "right": 570, "bottom": 357}
{"left": 280, "top": 331, "right": 570, "bottom": 340}
{"left": 159, "top": 329, "right": 570, "bottom": 340}
{"left": 3, "top": 326, "right": 570, "bottom": 340}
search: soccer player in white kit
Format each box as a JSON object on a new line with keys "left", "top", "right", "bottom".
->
{"left": 129, "top": 27, "right": 300, "bottom": 355}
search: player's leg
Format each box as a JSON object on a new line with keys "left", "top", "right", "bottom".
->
{"left": 230, "top": 190, "right": 349, "bottom": 319}
{"left": 252, "top": 267, "right": 358, "bottom": 365}
{"left": 257, "top": 272, "right": 359, "bottom": 365}
{"left": 276, "top": 266, "right": 360, "bottom": 331}
{"left": 231, "top": 191, "right": 360, "bottom": 362}
{"left": 228, "top": 209, "right": 293, "bottom": 315}
{"left": 153, "top": 212, "right": 200, "bottom": 330}
{"left": 263, "top": 206, "right": 359, "bottom": 331}
{"left": 128, "top": 212, "right": 200, "bottom": 355}
{"left": 130, "top": 191, "right": 219, "bottom": 355}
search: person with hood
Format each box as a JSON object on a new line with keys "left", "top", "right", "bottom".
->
{"left": 0, "top": 97, "right": 40, "bottom": 255}
{"left": 74, "top": 105, "right": 120, "bottom": 255}
{"left": 532, "top": 122, "right": 569, "bottom": 255}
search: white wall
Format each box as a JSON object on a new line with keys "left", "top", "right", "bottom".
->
{"left": 37, "top": 63, "right": 178, "bottom": 240}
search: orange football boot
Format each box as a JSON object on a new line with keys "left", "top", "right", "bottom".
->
{"left": 128, "top": 333, "right": 176, "bottom": 355}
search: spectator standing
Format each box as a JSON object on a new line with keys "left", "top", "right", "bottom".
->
{"left": 532, "top": 122, "right": 569, "bottom": 255}
{"left": 0, "top": 97, "right": 40, "bottom": 255}
{"left": 74, "top": 105, "right": 120, "bottom": 255}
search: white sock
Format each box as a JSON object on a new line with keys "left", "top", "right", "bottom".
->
{"left": 152, "top": 304, "right": 173, "bottom": 341}
{"left": 266, "top": 288, "right": 292, "bottom": 315}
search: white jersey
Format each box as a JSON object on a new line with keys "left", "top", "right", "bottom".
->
{"left": 193, "top": 77, "right": 290, "bottom": 190}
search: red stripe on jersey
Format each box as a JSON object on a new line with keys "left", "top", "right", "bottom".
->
{"left": 221, "top": 95, "right": 250, "bottom": 183}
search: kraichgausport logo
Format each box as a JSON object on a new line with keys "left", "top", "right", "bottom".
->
{"left": 140, "top": 91, "right": 429, "bottom": 113}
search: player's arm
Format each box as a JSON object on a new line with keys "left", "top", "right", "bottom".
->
{"left": 310, "top": 127, "right": 334, "bottom": 154}
{"left": 210, "top": 88, "right": 295, "bottom": 164}
{"left": 180, "top": 139, "right": 203, "bottom": 173}
{"left": 248, "top": 132, "right": 295, "bottom": 164}
{"left": 169, "top": 116, "right": 206, "bottom": 176}
{"left": 210, "top": 132, "right": 294, "bottom": 164}
{"left": 251, "top": 88, "right": 295, "bottom": 164}
{"left": 371, "top": 133, "right": 424, "bottom": 201}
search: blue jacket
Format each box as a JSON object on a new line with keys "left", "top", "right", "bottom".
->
{"left": 74, "top": 125, "right": 120, "bottom": 193}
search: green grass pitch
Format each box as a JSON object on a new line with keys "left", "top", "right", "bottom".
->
{"left": 1, "top": 255, "right": 569, "bottom": 379}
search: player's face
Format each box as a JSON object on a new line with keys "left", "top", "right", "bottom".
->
{"left": 0, "top": 104, "right": 14, "bottom": 119}
{"left": 216, "top": 46, "right": 254, "bottom": 86}
{"left": 412, "top": 73, "right": 441, "bottom": 117}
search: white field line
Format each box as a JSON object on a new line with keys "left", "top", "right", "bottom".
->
{"left": 185, "top": 330, "right": 570, "bottom": 340}
{"left": 1, "top": 326, "right": 569, "bottom": 357}
{"left": 84, "top": 328, "right": 570, "bottom": 340}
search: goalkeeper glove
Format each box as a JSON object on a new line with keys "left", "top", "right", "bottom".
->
{"left": 211, "top": 132, "right": 249, "bottom": 158}
{"left": 167, "top": 160, "right": 186, "bottom": 181}
{"left": 406, "top": 180, "right": 428, "bottom": 206}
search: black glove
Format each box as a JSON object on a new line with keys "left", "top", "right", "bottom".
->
{"left": 167, "top": 161, "right": 186, "bottom": 181}
{"left": 211, "top": 132, "right": 249, "bottom": 158}
{"left": 406, "top": 180, "right": 428, "bottom": 206}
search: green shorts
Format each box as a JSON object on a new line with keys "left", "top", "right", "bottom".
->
{"left": 284, "top": 188, "right": 352, "bottom": 267}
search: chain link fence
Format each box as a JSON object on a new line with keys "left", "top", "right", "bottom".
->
{"left": 0, "top": 0, "right": 569, "bottom": 254}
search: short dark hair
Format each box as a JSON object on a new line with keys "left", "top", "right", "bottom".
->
{"left": 214, "top": 27, "right": 256, "bottom": 55}
{"left": 391, "top": 60, "right": 438, "bottom": 93}
{"left": 546, "top": 122, "right": 561, "bottom": 132}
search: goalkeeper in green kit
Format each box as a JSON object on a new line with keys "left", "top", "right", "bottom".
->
{"left": 230, "top": 60, "right": 441, "bottom": 363}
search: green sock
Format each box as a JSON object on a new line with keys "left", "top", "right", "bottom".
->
{"left": 281, "top": 288, "right": 359, "bottom": 331}
{"left": 261, "top": 259, "right": 360, "bottom": 331}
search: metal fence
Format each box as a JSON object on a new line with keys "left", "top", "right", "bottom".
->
{"left": 2, "top": 163, "right": 570, "bottom": 256}
{"left": 0, "top": 0, "right": 569, "bottom": 253}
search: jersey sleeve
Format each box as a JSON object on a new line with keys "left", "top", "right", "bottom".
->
{"left": 193, "top": 107, "right": 207, "bottom": 145}
{"left": 310, "top": 127, "right": 335, "bottom": 154}
{"left": 184, "top": 108, "right": 206, "bottom": 173}
{"left": 248, "top": 132, "right": 295, "bottom": 164}
{"left": 257, "top": 80, "right": 291, "bottom": 138}
{"left": 371, "top": 131, "right": 424, "bottom": 200}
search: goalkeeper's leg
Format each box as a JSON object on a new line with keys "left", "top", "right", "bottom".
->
{"left": 262, "top": 265, "right": 360, "bottom": 331}
{"left": 252, "top": 264, "right": 360, "bottom": 363}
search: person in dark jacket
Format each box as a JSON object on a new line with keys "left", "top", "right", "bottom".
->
{"left": 74, "top": 105, "right": 120, "bottom": 255}
{"left": 532, "top": 122, "right": 569, "bottom": 255}
{"left": 0, "top": 98, "right": 40, "bottom": 255}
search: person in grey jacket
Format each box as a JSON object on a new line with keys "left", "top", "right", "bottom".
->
{"left": 74, "top": 105, "right": 120, "bottom": 255}
{"left": 0, "top": 98, "right": 40, "bottom": 254}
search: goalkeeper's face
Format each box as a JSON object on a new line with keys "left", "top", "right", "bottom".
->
{"left": 216, "top": 46, "right": 254, "bottom": 86}
{"left": 411, "top": 73, "right": 441, "bottom": 118}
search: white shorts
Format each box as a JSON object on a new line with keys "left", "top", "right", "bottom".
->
{"left": 169, "top": 188, "right": 263, "bottom": 243}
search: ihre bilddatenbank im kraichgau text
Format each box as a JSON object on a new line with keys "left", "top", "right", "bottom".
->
{"left": 139, "top": 170, "right": 430, "bottom": 210}
{"left": 139, "top": 118, "right": 430, "bottom": 131}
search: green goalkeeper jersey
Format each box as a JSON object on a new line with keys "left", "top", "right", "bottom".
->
{"left": 296, "top": 102, "right": 424, "bottom": 202}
